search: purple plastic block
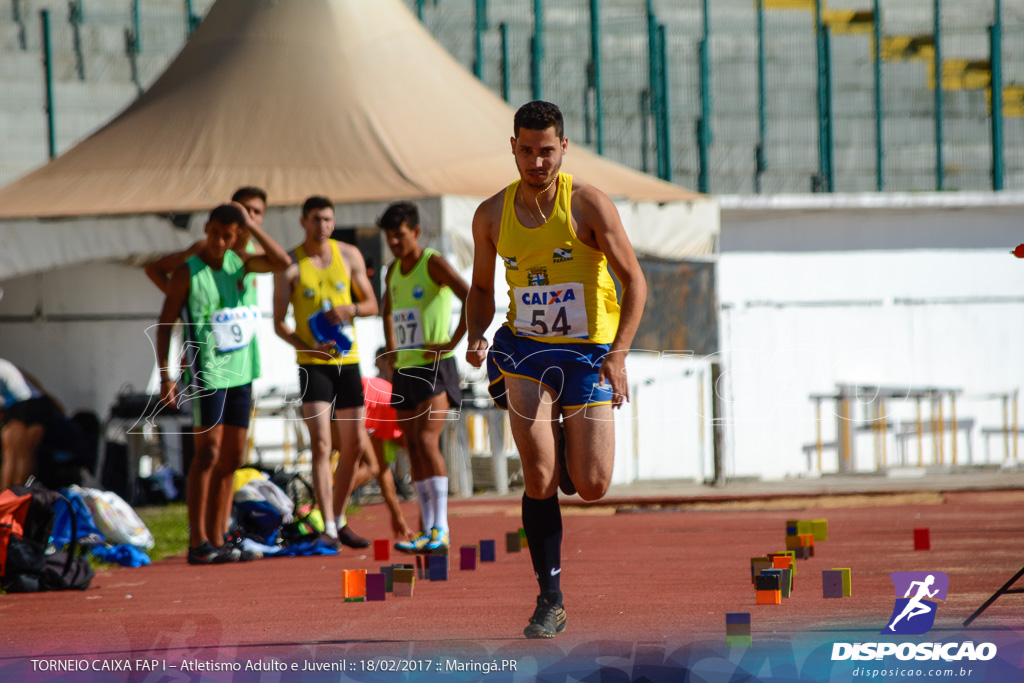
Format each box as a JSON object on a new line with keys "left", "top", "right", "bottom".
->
{"left": 822, "top": 570, "right": 844, "bottom": 598}
{"left": 460, "top": 546, "right": 477, "bottom": 570}
{"left": 366, "top": 573, "right": 386, "bottom": 601}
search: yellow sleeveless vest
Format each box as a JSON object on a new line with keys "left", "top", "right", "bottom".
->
{"left": 497, "top": 172, "right": 620, "bottom": 344}
{"left": 291, "top": 240, "right": 360, "bottom": 365}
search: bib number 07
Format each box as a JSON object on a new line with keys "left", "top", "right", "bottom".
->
{"left": 392, "top": 308, "right": 424, "bottom": 349}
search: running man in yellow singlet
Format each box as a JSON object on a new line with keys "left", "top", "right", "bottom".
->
{"left": 273, "top": 196, "right": 378, "bottom": 550}
{"left": 466, "top": 101, "right": 647, "bottom": 639}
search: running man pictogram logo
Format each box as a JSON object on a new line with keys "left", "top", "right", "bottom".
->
{"left": 884, "top": 571, "right": 949, "bottom": 635}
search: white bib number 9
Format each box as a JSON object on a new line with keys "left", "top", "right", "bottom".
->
{"left": 210, "top": 306, "right": 259, "bottom": 353}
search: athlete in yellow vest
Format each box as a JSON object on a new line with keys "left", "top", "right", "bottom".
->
{"left": 466, "top": 101, "right": 647, "bottom": 639}
{"left": 273, "top": 196, "right": 378, "bottom": 550}
{"left": 378, "top": 201, "right": 468, "bottom": 555}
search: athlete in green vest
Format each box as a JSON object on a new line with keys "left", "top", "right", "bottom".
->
{"left": 155, "top": 202, "right": 290, "bottom": 565}
{"left": 145, "top": 187, "right": 269, "bottom": 557}
{"left": 379, "top": 202, "right": 468, "bottom": 554}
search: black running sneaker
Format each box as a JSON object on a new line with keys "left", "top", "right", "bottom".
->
{"left": 556, "top": 423, "right": 576, "bottom": 496}
{"left": 337, "top": 525, "right": 371, "bottom": 549}
{"left": 224, "top": 530, "right": 262, "bottom": 561}
{"left": 524, "top": 593, "right": 567, "bottom": 639}
{"left": 187, "top": 541, "right": 239, "bottom": 565}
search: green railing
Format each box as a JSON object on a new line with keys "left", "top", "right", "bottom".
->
{"left": 3, "top": 0, "right": 1023, "bottom": 195}
{"left": 412, "top": 0, "right": 1024, "bottom": 194}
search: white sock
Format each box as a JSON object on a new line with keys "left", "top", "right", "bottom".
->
{"left": 335, "top": 515, "right": 347, "bottom": 529}
{"left": 324, "top": 519, "right": 338, "bottom": 538}
{"left": 414, "top": 479, "right": 434, "bottom": 532}
{"left": 428, "top": 475, "right": 449, "bottom": 533}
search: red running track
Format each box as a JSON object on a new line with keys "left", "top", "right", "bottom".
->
{"left": 0, "top": 489, "right": 1022, "bottom": 680}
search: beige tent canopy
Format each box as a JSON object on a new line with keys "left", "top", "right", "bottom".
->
{"left": 0, "top": 0, "right": 717, "bottom": 279}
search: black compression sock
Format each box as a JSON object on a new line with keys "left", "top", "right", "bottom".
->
{"left": 522, "top": 492, "right": 563, "bottom": 599}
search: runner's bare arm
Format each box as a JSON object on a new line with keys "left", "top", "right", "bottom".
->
{"left": 579, "top": 185, "right": 647, "bottom": 408}
{"left": 381, "top": 262, "right": 397, "bottom": 355}
{"left": 426, "top": 253, "right": 471, "bottom": 353}
{"left": 144, "top": 241, "right": 205, "bottom": 294}
{"left": 155, "top": 265, "right": 191, "bottom": 408}
{"left": 273, "top": 259, "right": 335, "bottom": 357}
{"left": 329, "top": 244, "right": 379, "bottom": 323}
{"left": 465, "top": 196, "right": 501, "bottom": 368}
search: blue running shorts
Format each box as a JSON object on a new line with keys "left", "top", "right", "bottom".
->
{"left": 486, "top": 325, "right": 613, "bottom": 410}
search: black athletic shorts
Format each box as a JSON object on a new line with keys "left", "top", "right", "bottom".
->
{"left": 390, "top": 356, "right": 462, "bottom": 413}
{"left": 298, "top": 363, "right": 364, "bottom": 410}
{"left": 189, "top": 384, "right": 253, "bottom": 429}
{"left": 3, "top": 396, "right": 62, "bottom": 429}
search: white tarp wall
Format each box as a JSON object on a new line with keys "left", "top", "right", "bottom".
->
{"left": 717, "top": 192, "right": 1024, "bottom": 480}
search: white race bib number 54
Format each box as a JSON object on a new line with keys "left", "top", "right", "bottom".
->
{"left": 513, "top": 282, "right": 588, "bottom": 338}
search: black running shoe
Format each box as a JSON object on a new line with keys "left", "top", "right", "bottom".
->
{"left": 556, "top": 423, "right": 576, "bottom": 496}
{"left": 337, "top": 525, "right": 371, "bottom": 549}
{"left": 224, "top": 530, "right": 262, "bottom": 561}
{"left": 187, "top": 541, "right": 239, "bottom": 565}
{"left": 524, "top": 593, "right": 567, "bottom": 639}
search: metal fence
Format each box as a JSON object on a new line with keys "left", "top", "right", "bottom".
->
{"left": 0, "top": 0, "right": 213, "bottom": 183}
{"left": 2, "top": 0, "right": 1022, "bottom": 194}
{"left": 408, "top": 0, "right": 1024, "bottom": 194}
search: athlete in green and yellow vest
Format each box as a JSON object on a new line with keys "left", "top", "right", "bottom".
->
{"left": 184, "top": 249, "right": 260, "bottom": 389}
{"left": 379, "top": 200, "right": 470, "bottom": 557}
{"left": 291, "top": 240, "right": 360, "bottom": 366}
{"left": 387, "top": 247, "right": 455, "bottom": 369}
{"left": 497, "top": 172, "right": 620, "bottom": 344}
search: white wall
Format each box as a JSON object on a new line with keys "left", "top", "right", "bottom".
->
{"left": 0, "top": 261, "right": 383, "bottom": 419}
{"left": 0, "top": 262, "right": 161, "bottom": 415}
{"left": 612, "top": 353, "right": 714, "bottom": 485}
{"left": 718, "top": 194, "right": 1024, "bottom": 479}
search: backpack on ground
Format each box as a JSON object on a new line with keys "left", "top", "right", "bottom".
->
{"left": 0, "top": 485, "right": 94, "bottom": 593}
{"left": 233, "top": 469, "right": 294, "bottom": 545}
